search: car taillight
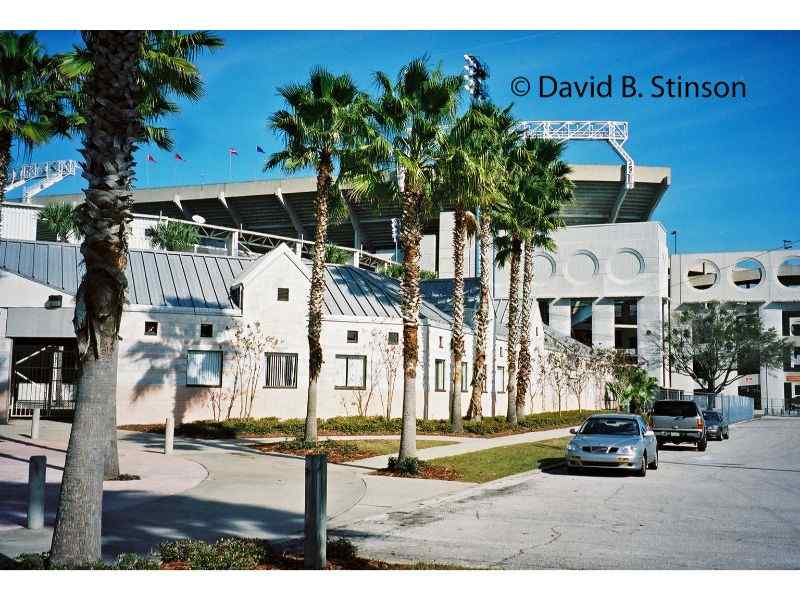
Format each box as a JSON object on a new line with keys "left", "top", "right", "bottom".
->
{"left": 696, "top": 417, "right": 703, "bottom": 428}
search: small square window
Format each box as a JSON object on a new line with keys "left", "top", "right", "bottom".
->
{"left": 277, "top": 287, "right": 290, "bottom": 301}
{"left": 388, "top": 331, "right": 399, "bottom": 345}
{"left": 144, "top": 321, "right": 158, "bottom": 336}
{"left": 200, "top": 323, "right": 213, "bottom": 338}
{"left": 347, "top": 330, "right": 358, "bottom": 343}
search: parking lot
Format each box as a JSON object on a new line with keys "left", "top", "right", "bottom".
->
{"left": 342, "top": 417, "right": 800, "bottom": 569}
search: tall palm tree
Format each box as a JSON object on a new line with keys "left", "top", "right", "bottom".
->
{"left": 266, "top": 67, "right": 369, "bottom": 443}
{"left": 60, "top": 30, "right": 223, "bottom": 151}
{"left": 0, "top": 31, "right": 71, "bottom": 202}
{"left": 60, "top": 30, "right": 223, "bottom": 479}
{"left": 462, "top": 104, "right": 518, "bottom": 421}
{"left": 434, "top": 105, "right": 503, "bottom": 431}
{"left": 349, "top": 58, "right": 461, "bottom": 459}
{"left": 49, "top": 30, "right": 144, "bottom": 567}
{"left": 516, "top": 141, "right": 573, "bottom": 414}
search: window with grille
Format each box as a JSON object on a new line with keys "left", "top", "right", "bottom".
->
{"left": 277, "top": 287, "right": 290, "bottom": 301}
{"left": 335, "top": 355, "right": 367, "bottom": 389}
{"left": 186, "top": 350, "right": 223, "bottom": 387}
{"left": 461, "top": 361, "right": 469, "bottom": 392}
{"left": 265, "top": 352, "right": 298, "bottom": 388}
{"left": 435, "top": 359, "right": 446, "bottom": 391}
{"left": 388, "top": 331, "right": 399, "bottom": 345}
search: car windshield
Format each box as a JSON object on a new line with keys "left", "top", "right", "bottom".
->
{"left": 653, "top": 401, "right": 698, "bottom": 417}
{"left": 581, "top": 418, "right": 640, "bottom": 436}
{"left": 703, "top": 412, "right": 721, "bottom": 422}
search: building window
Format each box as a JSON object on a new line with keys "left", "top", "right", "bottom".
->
{"left": 200, "top": 323, "right": 213, "bottom": 338}
{"left": 144, "top": 321, "right": 158, "bottom": 336}
{"left": 186, "top": 350, "right": 222, "bottom": 387}
{"left": 388, "top": 331, "right": 399, "bottom": 345}
{"left": 347, "top": 330, "right": 359, "bottom": 343}
{"left": 461, "top": 361, "right": 469, "bottom": 392}
{"left": 496, "top": 366, "right": 506, "bottom": 392}
{"left": 439, "top": 336, "right": 443, "bottom": 349}
{"left": 277, "top": 287, "right": 290, "bottom": 302}
{"left": 499, "top": 346, "right": 503, "bottom": 357}
{"left": 265, "top": 352, "right": 298, "bottom": 388}
{"left": 435, "top": 359, "right": 446, "bottom": 391}
{"left": 537, "top": 299, "right": 551, "bottom": 326}
{"left": 335, "top": 355, "right": 366, "bottom": 389}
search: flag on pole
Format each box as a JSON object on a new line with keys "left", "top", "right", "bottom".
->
{"left": 228, "top": 147, "right": 238, "bottom": 156}
{"left": 147, "top": 154, "right": 157, "bottom": 163}
{"left": 256, "top": 146, "right": 265, "bottom": 154}
{"left": 175, "top": 153, "right": 185, "bottom": 161}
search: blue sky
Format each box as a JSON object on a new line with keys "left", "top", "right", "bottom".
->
{"left": 10, "top": 30, "right": 800, "bottom": 254}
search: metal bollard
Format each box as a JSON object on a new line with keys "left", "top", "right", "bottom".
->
{"left": 165, "top": 416, "right": 174, "bottom": 454}
{"left": 304, "top": 453, "right": 327, "bottom": 569}
{"left": 27, "top": 455, "right": 46, "bottom": 529}
{"left": 30, "top": 408, "right": 40, "bottom": 440}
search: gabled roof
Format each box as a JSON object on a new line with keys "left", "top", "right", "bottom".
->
{"left": 420, "top": 278, "right": 480, "bottom": 330}
{"left": 0, "top": 238, "right": 252, "bottom": 311}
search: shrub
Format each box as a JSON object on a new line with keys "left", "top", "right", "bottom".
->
{"left": 387, "top": 456, "right": 423, "bottom": 475}
{"left": 115, "top": 553, "right": 160, "bottom": 570}
{"left": 327, "top": 538, "right": 358, "bottom": 562}
{"left": 158, "top": 537, "right": 272, "bottom": 569}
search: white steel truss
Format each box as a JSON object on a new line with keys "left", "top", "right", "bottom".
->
{"left": 519, "top": 120, "right": 634, "bottom": 189}
{"left": 4, "top": 160, "right": 80, "bottom": 201}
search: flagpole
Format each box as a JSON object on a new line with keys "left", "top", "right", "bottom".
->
{"left": 228, "top": 151, "right": 232, "bottom": 181}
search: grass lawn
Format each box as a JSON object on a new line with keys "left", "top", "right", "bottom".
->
{"left": 426, "top": 437, "right": 570, "bottom": 483}
{"left": 255, "top": 438, "right": 456, "bottom": 463}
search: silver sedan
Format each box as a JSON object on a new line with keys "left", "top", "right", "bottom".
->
{"left": 565, "top": 413, "right": 659, "bottom": 476}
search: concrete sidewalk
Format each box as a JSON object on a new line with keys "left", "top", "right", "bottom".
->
{"left": 0, "top": 420, "right": 471, "bottom": 560}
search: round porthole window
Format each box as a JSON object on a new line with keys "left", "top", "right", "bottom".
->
{"left": 687, "top": 259, "right": 719, "bottom": 290}
{"left": 731, "top": 258, "right": 764, "bottom": 290}
{"left": 778, "top": 257, "right": 800, "bottom": 288}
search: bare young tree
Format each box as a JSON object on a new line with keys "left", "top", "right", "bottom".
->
{"left": 544, "top": 348, "right": 571, "bottom": 416}
{"left": 226, "top": 321, "right": 277, "bottom": 418}
{"left": 373, "top": 329, "right": 402, "bottom": 420}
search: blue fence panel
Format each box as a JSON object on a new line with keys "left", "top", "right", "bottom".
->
{"left": 685, "top": 394, "right": 753, "bottom": 424}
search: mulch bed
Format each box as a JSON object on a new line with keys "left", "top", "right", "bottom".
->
{"left": 253, "top": 442, "right": 377, "bottom": 464}
{"left": 374, "top": 463, "right": 462, "bottom": 481}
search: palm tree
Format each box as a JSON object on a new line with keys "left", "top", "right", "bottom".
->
{"left": 266, "top": 67, "right": 369, "bottom": 443}
{"left": 49, "top": 30, "right": 144, "bottom": 567}
{"left": 0, "top": 31, "right": 71, "bottom": 202}
{"left": 39, "top": 201, "right": 79, "bottom": 242}
{"left": 516, "top": 141, "right": 573, "bottom": 414}
{"left": 434, "top": 105, "right": 503, "bottom": 432}
{"left": 60, "top": 30, "right": 222, "bottom": 479}
{"left": 60, "top": 30, "right": 224, "bottom": 151}
{"left": 349, "top": 58, "right": 461, "bottom": 459}
{"left": 461, "top": 104, "right": 518, "bottom": 422}
{"left": 146, "top": 220, "right": 200, "bottom": 251}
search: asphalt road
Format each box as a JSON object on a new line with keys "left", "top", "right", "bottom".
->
{"left": 340, "top": 417, "right": 800, "bottom": 569}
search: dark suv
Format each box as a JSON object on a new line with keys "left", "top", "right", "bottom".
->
{"left": 651, "top": 400, "right": 707, "bottom": 451}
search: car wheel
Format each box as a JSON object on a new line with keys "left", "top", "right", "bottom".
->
{"left": 657, "top": 440, "right": 664, "bottom": 449}
{"left": 698, "top": 438, "right": 707, "bottom": 452}
{"left": 567, "top": 465, "right": 580, "bottom": 475}
{"left": 649, "top": 448, "right": 658, "bottom": 470}
{"left": 724, "top": 430, "right": 729, "bottom": 440}
{"left": 636, "top": 454, "right": 647, "bottom": 477}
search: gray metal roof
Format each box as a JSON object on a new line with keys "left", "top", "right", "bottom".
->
{"left": 421, "top": 278, "right": 480, "bottom": 330}
{"left": 0, "top": 239, "right": 455, "bottom": 324}
{"left": 324, "top": 265, "right": 455, "bottom": 326}
{"left": 0, "top": 239, "right": 252, "bottom": 311}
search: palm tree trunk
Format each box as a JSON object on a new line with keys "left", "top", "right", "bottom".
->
{"left": 399, "top": 190, "right": 422, "bottom": 460}
{"left": 516, "top": 241, "right": 535, "bottom": 416}
{"left": 0, "top": 131, "right": 10, "bottom": 203}
{"left": 305, "top": 154, "right": 331, "bottom": 443}
{"left": 506, "top": 236, "right": 522, "bottom": 424}
{"left": 449, "top": 203, "right": 465, "bottom": 433}
{"left": 467, "top": 212, "right": 491, "bottom": 421}
{"left": 50, "top": 30, "right": 142, "bottom": 567}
